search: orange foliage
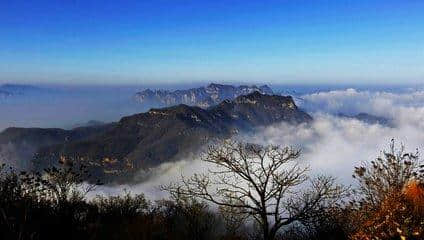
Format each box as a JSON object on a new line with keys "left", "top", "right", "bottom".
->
{"left": 351, "top": 181, "right": 424, "bottom": 240}
{"left": 403, "top": 180, "right": 424, "bottom": 213}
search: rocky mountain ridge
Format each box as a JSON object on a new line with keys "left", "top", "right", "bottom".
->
{"left": 1, "top": 92, "right": 311, "bottom": 182}
{"left": 135, "top": 83, "right": 273, "bottom": 108}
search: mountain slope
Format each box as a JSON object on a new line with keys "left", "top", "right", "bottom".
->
{"left": 0, "top": 124, "right": 116, "bottom": 169}
{"left": 1, "top": 92, "right": 311, "bottom": 182}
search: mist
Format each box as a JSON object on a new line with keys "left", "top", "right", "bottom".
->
{"left": 89, "top": 87, "right": 424, "bottom": 199}
{"left": 247, "top": 88, "right": 424, "bottom": 184}
{"left": 0, "top": 85, "right": 147, "bottom": 131}
{"left": 2, "top": 84, "right": 424, "bottom": 199}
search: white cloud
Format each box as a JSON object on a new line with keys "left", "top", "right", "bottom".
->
{"left": 90, "top": 88, "right": 424, "bottom": 197}
{"left": 244, "top": 114, "right": 424, "bottom": 185}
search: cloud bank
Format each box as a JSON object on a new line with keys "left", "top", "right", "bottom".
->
{"left": 2, "top": 86, "right": 423, "bottom": 199}
{"left": 90, "top": 87, "right": 424, "bottom": 198}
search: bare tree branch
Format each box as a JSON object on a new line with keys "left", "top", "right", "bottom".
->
{"left": 162, "top": 140, "right": 346, "bottom": 240}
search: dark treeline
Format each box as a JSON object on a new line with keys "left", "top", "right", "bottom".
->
{"left": 0, "top": 140, "right": 423, "bottom": 240}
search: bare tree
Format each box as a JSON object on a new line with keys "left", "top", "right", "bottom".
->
{"left": 19, "top": 156, "right": 101, "bottom": 205}
{"left": 163, "top": 140, "right": 345, "bottom": 240}
{"left": 43, "top": 156, "right": 102, "bottom": 205}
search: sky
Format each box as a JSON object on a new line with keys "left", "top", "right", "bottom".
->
{"left": 1, "top": 0, "right": 423, "bottom": 85}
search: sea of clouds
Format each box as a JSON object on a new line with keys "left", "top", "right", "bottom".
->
{"left": 89, "top": 87, "right": 424, "bottom": 199}
{"left": 1, "top": 85, "right": 423, "bottom": 199}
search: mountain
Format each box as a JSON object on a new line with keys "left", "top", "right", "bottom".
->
{"left": 0, "top": 90, "right": 12, "bottom": 98}
{"left": 134, "top": 83, "right": 274, "bottom": 108}
{"left": 338, "top": 113, "right": 391, "bottom": 126}
{"left": 0, "top": 124, "right": 117, "bottom": 170}
{"left": 0, "top": 92, "right": 311, "bottom": 182}
{"left": 0, "top": 84, "right": 41, "bottom": 95}
{"left": 69, "top": 120, "right": 106, "bottom": 129}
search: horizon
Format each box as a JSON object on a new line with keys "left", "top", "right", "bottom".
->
{"left": 2, "top": 81, "right": 424, "bottom": 98}
{"left": 1, "top": 0, "right": 423, "bottom": 85}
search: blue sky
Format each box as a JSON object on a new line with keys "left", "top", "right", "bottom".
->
{"left": 1, "top": 0, "right": 423, "bottom": 85}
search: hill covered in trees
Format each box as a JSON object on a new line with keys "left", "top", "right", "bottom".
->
{"left": 1, "top": 92, "right": 311, "bottom": 182}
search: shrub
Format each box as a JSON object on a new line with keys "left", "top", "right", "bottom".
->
{"left": 350, "top": 140, "right": 424, "bottom": 240}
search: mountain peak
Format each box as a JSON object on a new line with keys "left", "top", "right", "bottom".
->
{"left": 135, "top": 83, "right": 274, "bottom": 108}
{"left": 2, "top": 92, "right": 312, "bottom": 182}
{"left": 213, "top": 92, "right": 310, "bottom": 127}
{"left": 206, "top": 83, "right": 228, "bottom": 88}
{"left": 233, "top": 91, "right": 294, "bottom": 106}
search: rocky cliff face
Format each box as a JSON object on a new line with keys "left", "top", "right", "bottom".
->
{"left": 134, "top": 83, "right": 274, "bottom": 108}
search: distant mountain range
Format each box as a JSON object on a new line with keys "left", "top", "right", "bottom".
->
{"left": 337, "top": 113, "right": 391, "bottom": 126}
{"left": 69, "top": 120, "right": 106, "bottom": 129}
{"left": 0, "top": 84, "right": 41, "bottom": 95}
{"left": 0, "top": 92, "right": 311, "bottom": 182}
{"left": 0, "top": 84, "right": 48, "bottom": 100}
{"left": 0, "top": 90, "right": 12, "bottom": 98}
{"left": 134, "top": 83, "right": 274, "bottom": 108}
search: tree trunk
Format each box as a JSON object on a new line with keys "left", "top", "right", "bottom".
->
{"left": 261, "top": 215, "right": 272, "bottom": 240}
